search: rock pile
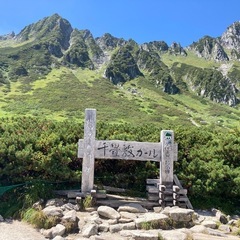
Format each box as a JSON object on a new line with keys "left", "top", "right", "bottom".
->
{"left": 1, "top": 199, "right": 239, "bottom": 240}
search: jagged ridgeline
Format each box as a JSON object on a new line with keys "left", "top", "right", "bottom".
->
{"left": 0, "top": 14, "right": 240, "bottom": 126}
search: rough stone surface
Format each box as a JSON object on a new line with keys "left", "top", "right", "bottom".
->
{"left": 135, "top": 213, "right": 170, "bottom": 229}
{"left": 52, "top": 236, "right": 65, "bottom": 240}
{"left": 190, "top": 225, "right": 208, "bottom": 234}
{"left": 82, "top": 223, "right": 98, "bottom": 237}
{"left": 46, "top": 198, "right": 65, "bottom": 207}
{"left": 118, "top": 203, "right": 147, "bottom": 213}
{"left": 160, "top": 229, "right": 189, "bottom": 240}
{"left": 4, "top": 198, "right": 238, "bottom": 240}
{"left": 62, "top": 210, "right": 78, "bottom": 222}
{"left": 201, "top": 220, "right": 218, "bottom": 229}
{"left": 52, "top": 224, "right": 66, "bottom": 238}
{"left": 168, "top": 207, "right": 194, "bottom": 222}
{"left": 97, "top": 205, "right": 121, "bottom": 219}
{"left": 42, "top": 206, "right": 63, "bottom": 217}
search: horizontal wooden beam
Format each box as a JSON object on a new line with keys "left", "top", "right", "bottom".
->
{"left": 78, "top": 139, "right": 162, "bottom": 162}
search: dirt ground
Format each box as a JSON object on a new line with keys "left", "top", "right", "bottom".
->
{"left": 0, "top": 220, "right": 46, "bottom": 240}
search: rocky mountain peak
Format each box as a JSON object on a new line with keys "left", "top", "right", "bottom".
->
{"left": 104, "top": 47, "right": 143, "bottom": 84}
{"left": 96, "top": 33, "right": 126, "bottom": 50}
{"left": 169, "top": 42, "right": 187, "bottom": 56}
{"left": 15, "top": 14, "right": 73, "bottom": 46}
{"left": 189, "top": 36, "right": 228, "bottom": 61}
{"left": 0, "top": 31, "right": 15, "bottom": 41}
{"left": 221, "top": 21, "right": 240, "bottom": 52}
{"left": 141, "top": 41, "right": 169, "bottom": 52}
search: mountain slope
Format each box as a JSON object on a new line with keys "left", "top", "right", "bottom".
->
{"left": 0, "top": 14, "right": 240, "bottom": 128}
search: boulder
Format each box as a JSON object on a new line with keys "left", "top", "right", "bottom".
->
{"left": 40, "top": 228, "right": 53, "bottom": 238}
{"left": 52, "top": 224, "right": 66, "bottom": 238}
{"left": 168, "top": 207, "right": 194, "bottom": 222}
{"left": 42, "top": 206, "right": 63, "bottom": 217}
{"left": 97, "top": 206, "right": 120, "bottom": 220}
{"left": 61, "top": 203, "right": 79, "bottom": 211}
{"left": 118, "top": 203, "right": 147, "bottom": 213}
{"left": 45, "top": 198, "right": 65, "bottom": 207}
{"left": 135, "top": 213, "right": 170, "bottom": 230}
{"left": 190, "top": 225, "right": 208, "bottom": 234}
{"left": 119, "top": 211, "right": 136, "bottom": 223}
{"left": 120, "top": 229, "right": 161, "bottom": 240}
{"left": 82, "top": 223, "right": 98, "bottom": 238}
{"left": 62, "top": 210, "right": 78, "bottom": 222}
{"left": 201, "top": 220, "right": 218, "bottom": 229}
{"left": 109, "top": 224, "right": 123, "bottom": 233}
{"left": 160, "top": 229, "right": 189, "bottom": 240}
{"left": 167, "top": 207, "right": 195, "bottom": 228}
{"left": 98, "top": 222, "right": 109, "bottom": 232}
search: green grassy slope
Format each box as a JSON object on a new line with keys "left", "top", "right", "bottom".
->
{"left": 1, "top": 65, "right": 240, "bottom": 129}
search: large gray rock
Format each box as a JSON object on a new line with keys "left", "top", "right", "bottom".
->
{"left": 98, "top": 222, "right": 109, "bottom": 232}
{"left": 109, "top": 224, "right": 123, "bottom": 233}
{"left": 42, "top": 206, "right": 63, "bottom": 217}
{"left": 120, "top": 229, "right": 161, "bottom": 240}
{"left": 52, "top": 224, "right": 66, "bottom": 238}
{"left": 0, "top": 215, "right": 4, "bottom": 222}
{"left": 190, "top": 225, "right": 208, "bottom": 234}
{"left": 118, "top": 203, "right": 147, "bottom": 213}
{"left": 97, "top": 206, "right": 121, "bottom": 220}
{"left": 61, "top": 209, "right": 79, "bottom": 233}
{"left": 119, "top": 211, "right": 136, "bottom": 223}
{"left": 135, "top": 213, "right": 170, "bottom": 230}
{"left": 40, "top": 228, "right": 53, "bottom": 238}
{"left": 45, "top": 198, "right": 65, "bottom": 207}
{"left": 109, "top": 222, "right": 136, "bottom": 233}
{"left": 160, "top": 229, "right": 189, "bottom": 240}
{"left": 82, "top": 223, "right": 98, "bottom": 238}
{"left": 201, "top": 220, "right": 218, "bottom": 229}
{"left": 61, "top": 203, "right": 79, "bottom": 211}
{"left": 62, "top": 210, "right": 78, "bottom": 222}
{"left": 168, "top": 207, "right": 194, "bottom": 222}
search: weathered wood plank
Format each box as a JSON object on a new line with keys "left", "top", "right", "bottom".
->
{"left": 173, "top": 174, "right": 193, "bottom": 209}
{"left": 103, "top": 186, "right": 126, "bottom": 193}
{"left": 81, "top": 109, "right": 96, "bottom": 193}
{"left": 147, "top": 194, "right": 159, "bottom": 201}
{"left": 78, "top": 140, "right": 161, "bottom": 161}
{"left": 146, "top": 179, "right": 160, "bottom": 185}
{"left": 146, "top": 186, "right": 159, "bottom": 193}
{"left": 160, "top": 130, "right": 174, "bottom": 186}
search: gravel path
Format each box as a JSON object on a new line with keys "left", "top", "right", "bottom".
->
{"left": 0, "top": 220, "right": 46, "bottom": 240}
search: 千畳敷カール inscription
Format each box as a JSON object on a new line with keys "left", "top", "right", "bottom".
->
{"left": 78, "top": 140, "right": 161, "bottom": 162}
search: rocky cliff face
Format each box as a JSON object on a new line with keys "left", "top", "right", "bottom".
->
{"left": 104, "top": 47, "right": 143, "bottom": 84}
{"left": 221, "top": 21, "right": 240, "bottom": 53}
{"left": 188, "top": 36, "right": 229, "bottom": 62}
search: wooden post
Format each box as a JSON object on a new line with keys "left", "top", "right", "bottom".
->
{"left": 81, "top": 109, "right": 96, "bottom": 193}
{"left": 160, "top": 130, "right": 174, "bottom": 188}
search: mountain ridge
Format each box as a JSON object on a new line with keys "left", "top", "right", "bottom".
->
{"left": 0, "top": 14, "right": 240, "bottom": 128}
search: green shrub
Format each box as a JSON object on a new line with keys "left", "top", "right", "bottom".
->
{"left": 22, "top": 208, "right": 59, "bottom": 229}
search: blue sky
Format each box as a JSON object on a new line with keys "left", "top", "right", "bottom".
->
{"left": 0, "top": 0, "right": 239, "bottom": 47}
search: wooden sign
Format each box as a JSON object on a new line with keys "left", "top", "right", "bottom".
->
{"left": 79, "top": 109, "right": 178, "bottom": 193}
{"left": 81, "top": 109, "right": 96, "bottom": 193}
{"left": 160, "top": 130, "right": 174, "bottom": 187}
{"left": 78, "top": 140, "right": 161, "bottom": 162}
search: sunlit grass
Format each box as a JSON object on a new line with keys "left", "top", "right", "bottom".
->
{"left": 161, "top": 51, "right": 219, "bottom": 69}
